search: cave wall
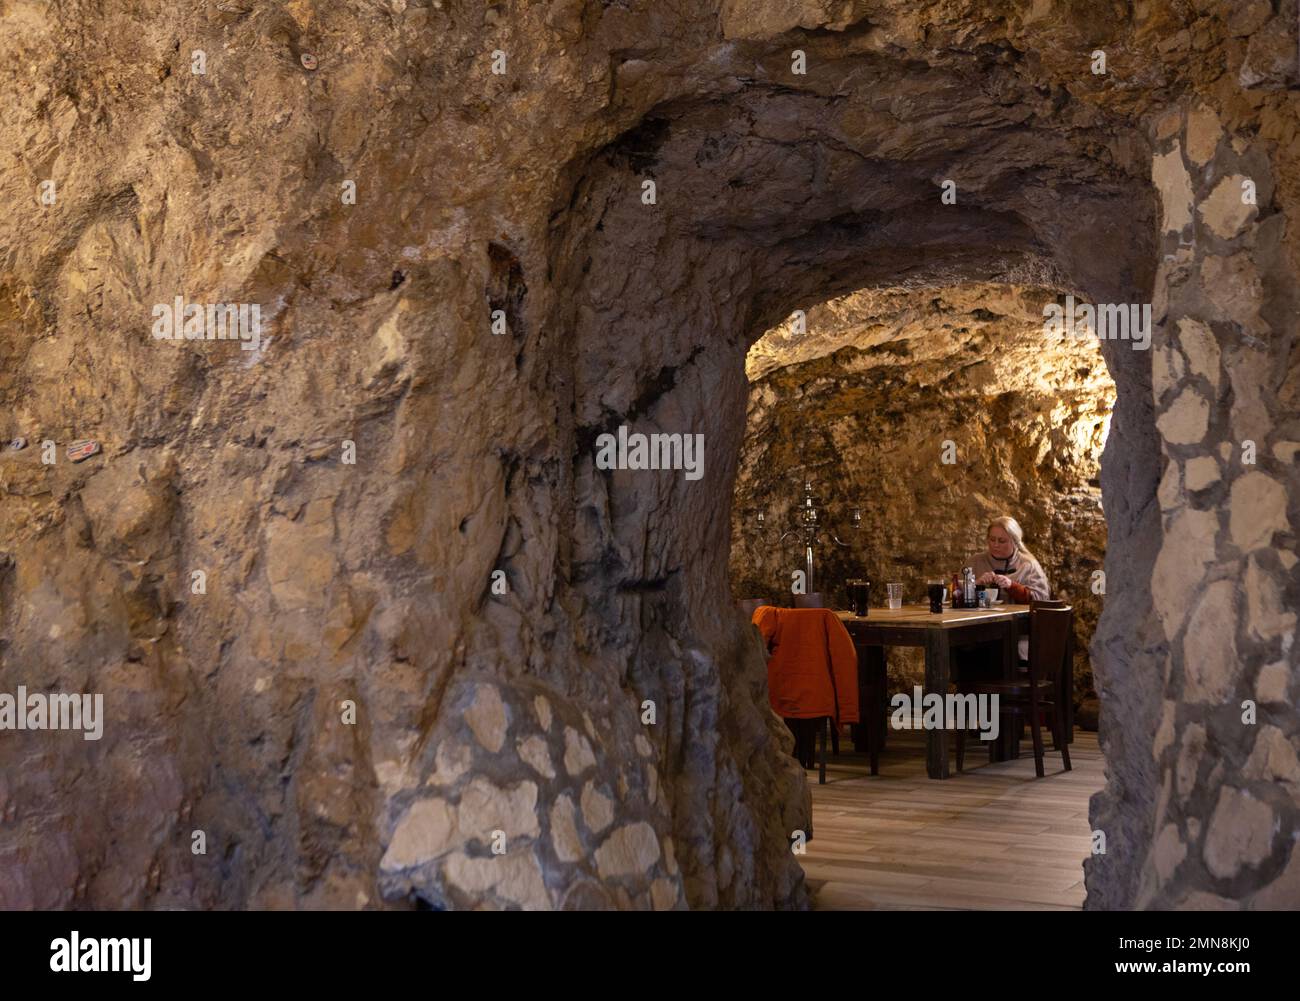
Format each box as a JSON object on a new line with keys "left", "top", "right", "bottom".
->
{"left": 0, "top": 0, "right": 1294, "bottom": 910}
{"left": 1115, "top": 94, "right": 1300, "bottom": 910}
{"left": 729, "top": 284, "right": 1112, "bottom": 704}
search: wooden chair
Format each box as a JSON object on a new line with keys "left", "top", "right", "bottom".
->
{"left": 791, "top": 712, "right": 874, "bottom": 783}
{"left": 793, "top": 592, "right": 826, "bottom": 608}
{"left": 784, "top": 710, "right": 845, "bottom": 781}
{"left": 785, "top": 716, "right": 836, "bottom": 784}
{"left": 955, "top": 605, "right": 1073, "bottom": 777}
{"left": 1021, "top": 598, "right": 1073, "bottom": 740}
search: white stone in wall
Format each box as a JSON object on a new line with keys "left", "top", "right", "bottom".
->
{"left": 466, "top": 685, "right": 507, "bottom": 753}
{"left": 1184, "top": 105, "right": 1222, "bottom": 167}
{"left": 458, "top": 777, "right": 540, "bottom": 841}
{"left": 1153, "top": 700, "right": 1178, "bottom": 759}
{"left": 1154, "top": 823, "right": 1187, "bottom": 883}
{"left": 1201, "top": 253, "right": 1263, "bottom": 329}
{"left": 1176, "top": 318, "right": 1220, "bottom": 391}
{"left": 1184, "top": 456, "right": 1220, "bottom": 491}
{"left": 563, "top": 726, "right": 597, "bottom": 776}
{"left": 1152, "top": 342, "right": 1185, "bottom": 399}
{"left": 581, "top": 781, "right": 614, "bottom": 834}
{"left": 1153, "top": 142, "right": 1195, "bottom": 233}
{"left": 1230, "top": 473, "right": 1289, "bottom": 552}
{"left": 595, "top": 822, "right": 662, "bottom": 879}
{"left": 1156, "top": 387, "right": 1209, "bottom": 445}
{"left": 444, "top": 850, "right": 550, "bottom": 909}
{"left": 1158, "top": 460, "right": 1183, "bottom": 513}
{"left": 1199, "top": 174, "right": 1257, "bottom": 239}
{"left": 663, "top": 837, "right": 679, "bottom": 877}
{"left": 381, "top": 798, "right": 458, "bottom": 870}
{"left": 1182, "top": 582, "right": 1239, "bottom": 704}
{"left": 1256, "top": 662, "right": 1292, "bottom": 704}
{"left": 1176, "top": 723, "right": 1208, "bottom": 798}
{"left": 1155, "top": 107, "right": 1183, "bottom": 141}
{"left": 1204, "top": 787, "right": 1276, "bottom": 879}
{"left": 1244, "top": 557, "right": 1297, "bottom": 642}
{"left": 427, "top": 741, "right": 471, "bottom": 787}
{"left": 1152, "top": 507, "right": 1219, "bottom": 639}
{"left": 550, "top": 795, "right": 584, "bottom": 864}
{"left": 518, "top": 736, "right": 556, "bottom": 779}
{"left": 534, "top": 695, "right": 552, "bottom": 732}
{"left": 650, "top": 877, "right": 680, "bottom": 910}
{"left": 1244, "top": 726, "right": 1300, "bottom": 785}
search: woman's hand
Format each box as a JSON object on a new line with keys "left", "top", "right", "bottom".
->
{"left": 978, "top": 572, "right": 1012, "bottom": 589}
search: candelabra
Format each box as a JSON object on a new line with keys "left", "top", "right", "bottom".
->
{"left": 758, "top": 480, "right": 861, "bottom": 593}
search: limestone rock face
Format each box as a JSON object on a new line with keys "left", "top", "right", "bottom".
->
{"left": 0, "top": 0, "right": 1295, "bottom": 911}
{"left": 1126, "top": 73, "right": 1299, "bottom": 911}
{"left": 731, "top": 284, "right": 1111, "bottom": 703}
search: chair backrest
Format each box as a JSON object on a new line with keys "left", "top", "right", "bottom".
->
{"left": 1031, "top": 598, "right": 1068, "bottom": 609}
{"left": 737, "top": 597, "right": 770, "bottom": 619}
{"left": 793, "top": 592, "right": 825, "bottom": 609}
{"left": 1028, "top": 605, "right": 1072, "bottom": 688}
{"left": 759, "top": 607, "right": 859, "bottom": 725}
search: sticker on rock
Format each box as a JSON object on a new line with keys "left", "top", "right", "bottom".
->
{"left": 66, "top": 440, "right": 100, "bottom": 463}
{"left": 8, "top": 437, "right": 25, "bottom": 451}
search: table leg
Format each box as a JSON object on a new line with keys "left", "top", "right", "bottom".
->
{"left": 924, "top": 629, "right": 950, "bottom": 779}
{"left": 852, "top": 644, "right": 888, "bottom": 760}
{"left": 869, "top": 646, "right": 887, "bottom": 754}
{"left": 987, "top": 623, "right": 1018, "bottom": 762}
{"left": 1064, "top": 624, "right": 1075, "bottom": 743}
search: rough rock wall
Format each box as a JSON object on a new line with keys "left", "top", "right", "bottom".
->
{"left": 1083, "top": 7, "right": 1300, "bottom": 911}
{"left": 729, "top": 284, "right": 1111, "bottom": 703}
{"left": 1124, "top": 98, "right": 1300, "bottom": 909}
{"left": 0, "top": 0, "right": 1293, "bottom": 910}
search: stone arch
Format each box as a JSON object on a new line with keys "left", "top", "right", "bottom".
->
{"left": 539, "top": 58, "right": 1161, "bottom": 905}
{"left": 2, "top": 0, "right": 1293, "bottom": 912}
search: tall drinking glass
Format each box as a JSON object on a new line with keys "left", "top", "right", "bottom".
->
{"left": 851, "top": 580, "right": 870, "bottom": 617}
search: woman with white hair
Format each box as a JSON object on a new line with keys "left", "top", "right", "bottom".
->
{"left": 972, "top": 516, "right": 1051, "bottom": 604}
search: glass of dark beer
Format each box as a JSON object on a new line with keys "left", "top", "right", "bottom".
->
{"left": 927, "top": 581, "right": 945, "bottom": 614}
{"left": 851, "top": 579, "right": 871, "bottom": 617}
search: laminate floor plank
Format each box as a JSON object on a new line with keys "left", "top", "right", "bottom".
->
{"left": 797, "top": 728, "right": 1104, "bottom": 910}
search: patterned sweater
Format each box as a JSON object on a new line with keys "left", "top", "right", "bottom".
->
{"left": 969, "top": 550, "right": 1051, "bottom": 604}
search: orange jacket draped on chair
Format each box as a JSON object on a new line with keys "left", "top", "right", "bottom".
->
{"left": 752, "top": 606, "right": 859, "bottom": 724}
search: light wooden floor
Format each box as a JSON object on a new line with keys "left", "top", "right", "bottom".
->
{"left": 800, "top": 727, "right": 1104, "bottom": 910}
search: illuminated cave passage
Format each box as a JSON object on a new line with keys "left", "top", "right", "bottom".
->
{"left": 0, "top": 2, "right": 1296, "bottom": 913}
{"left": 731, "top": 284, "right": 1115, "bottom": 713}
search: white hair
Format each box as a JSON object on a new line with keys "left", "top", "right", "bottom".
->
{"left": 988, "top": 516, "right": 1037, "bottom": 564}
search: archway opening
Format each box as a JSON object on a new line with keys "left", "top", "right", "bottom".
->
{"left": 545, "top": 47, "right": 1159, "bottom": 907}
{"left": 730, "top": 281, "right": 1119, "bottom": 908}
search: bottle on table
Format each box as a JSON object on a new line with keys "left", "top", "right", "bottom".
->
{"left": 951, "top": 571, "right": 963, "bottom": 608}
{"left": 962, "top": 567, "right": 976, "bottom": 607}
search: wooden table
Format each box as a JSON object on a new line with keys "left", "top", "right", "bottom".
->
{"left": 837, "top": 604, "right": 1031, "bottom": 779}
